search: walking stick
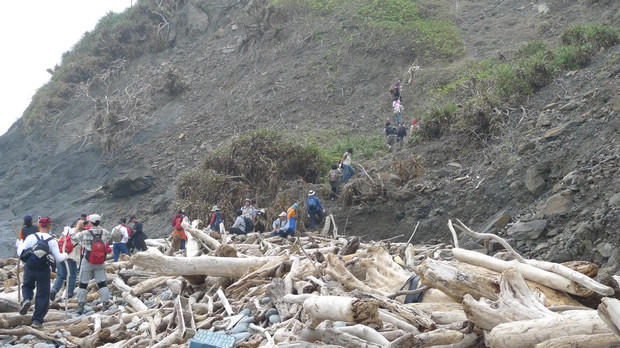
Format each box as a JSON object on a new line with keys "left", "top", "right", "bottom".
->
{"left": 61, "top": 233, "right": 70, "bottom": 319}
{"left": 13, "top": 226, "right": 21, "bottom": 303}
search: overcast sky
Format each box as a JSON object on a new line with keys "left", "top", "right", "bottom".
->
{"left": 0, "top": 1, "right": 132, "bottom": 136}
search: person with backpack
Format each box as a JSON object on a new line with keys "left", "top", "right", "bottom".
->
{"left": 70, "top": 213, "right": 87, "bottom": 229}
{"left": 241, "top": 198, "right": 257, "bottom": 226}
{"left": 339, "top": 148, "right": 355, "bottom": 183}
{"left": 50, "top": 221, "right": 83, "bottom": 301}
{"left": 270, "top": 212, "right": 289, "bottom": 237}
{"left": 385, "top": 122, "right": 398, "bottom": 152}
{"left": 306, "top": 190, "right": 325, "bottom": 230}
{"left": 171, "top": 209, "right": 187, "bottom": 250}
{"left": 73, "top": 214, "right": 112, "bottom": 314}
{"left": 393, "top": 99, "right": 403, "bottom": 124}
{"left": 396, "top": 122, "right": 407, "bottom": 148}
{"left": 19, "top": 214, "right": 39, "bottom": 240}
{"left": 129, "top": 215, "right": 147, "bottom": 252}
{"left": 209, "top": 206, "right": 224, "bottom": 234}
{"left": 111, "top": 218, "right": 130, "bottom": 262}
{"left": 328, "top": 164, "right": 341, "bottom": 200}
{"left": 16, "top": 217, "right": 68, "bottom": 328}
{"left": 407, "top": 65, "right": 420, "bottom": 84}
{"left": 230, "top": 210, "right": 247, "bottom": 235}
{"left": 282, "top": 203, "right": 298, "bottom": 237}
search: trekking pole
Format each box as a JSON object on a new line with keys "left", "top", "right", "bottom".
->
{"left": 60, "top": 234, "right": 70, "bottom": 319}
{"left": 13, "top": 226, "right": 21, "bottom": 303}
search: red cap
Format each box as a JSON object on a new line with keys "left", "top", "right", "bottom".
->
{"left": 413, "top": 120, "right": 418, "bottom": 124}
{"left": 39, "top": 217, "right": 52, "bottom": 227}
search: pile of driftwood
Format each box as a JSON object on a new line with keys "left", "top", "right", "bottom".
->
{"left": 1, "top": 217, "right": 620, "bottom": 347}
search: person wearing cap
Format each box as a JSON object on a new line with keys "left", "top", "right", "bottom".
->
{"left": 209, "top": 206, "right": 224, "bottom": 234}
{"left": 270, "top": 212, "right": 289, "bottom": 237}
{"left": 16, "top": 217, "right": 68, "bottom": 328}
{"left": 51, "top": 220, "right": 84, "bottom": 301}
{"left": 129, "top": 216, "right": 147, "bottom": 252}
{"left": 70, "top": 213, "right": 88, "bottom": 229}
{"left": 19, "top": 214, "right": 39, "bottom": 241}
{"left": 229, "top": 210, "right": 247, "bottom": 235}
{"left": 112, "top": 218, "right": 130, "bottom": 262}
{"left": 241, "top": 198, "right": 257, "bottom": 226}
{"left": 280, "top": 203, "right": 298, "bottom": 237}
{"left": 306, "top": 190, "right": 325, "bottom": 230}
{"left": 73, "top": 214, "right": 112, "bottom": 314}
{"left": 171, "top": 209, "right": 187, "bottom": 250}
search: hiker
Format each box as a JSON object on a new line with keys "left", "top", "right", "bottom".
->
{"left": 19, "top": 214, "right": 39, "bottom": 241}
{"left": 393, "top": 99, "right": 403, "bottom": 124}
{"left": 385, "top": 122, "right": 398, "bottom": 152}
{"left": 129, "top": 215, "right": 147, "bottom": 252}
{"left": 306, "top": 190, "right": 325, "bottom": 230}
{"left": 70, "top": 213, "right": 87, "bottom": 228}
{"left": 396, "top": 122, "right": 407, "bottom": 148}
{"left": 410, "top": 119, "right": 419, "bottom": 134}
{"left": 111, "top": 218, "right": 130, "bottom": 262}
{"left": 407, "top": 65, "right": 420, "bottom": 84}
{"left": 229, "top": 210, "right": 247, "bottom": 235}
{"left": 17, "top": 217, "right": 68, "bottom": 328}
{"left": 73, "top": 214, "right": 112, "bottom": 314}
{"left": 390, "top": 80, "right": 402, "bottom": 101}
{"left": 171, "top": 209, "right": 187, "bottom": 250}
{"left": 282, "top": 203, "right": 299, "bottom": 237}
{"left": 209, "top": 206, "right": 224, "bottom": 234}
{"left": 51, "top": 221, "right": 83, "bottom": 301}
{"left": 339, "top": 148, "right": 355, "bottom": 182}
{"left": 241, "top": 198, "right": 257, "bottom": 225}
{"left": 270, "top": 212, "right": 289, "bottom": 237}
{"left": 328, "top": 164, "right": 341, "bottom": 200}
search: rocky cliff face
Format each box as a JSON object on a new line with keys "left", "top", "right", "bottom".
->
{"left": 0, "top": 0, "right": 619, "bottom": 272}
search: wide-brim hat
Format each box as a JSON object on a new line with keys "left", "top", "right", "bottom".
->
{"left": 211, "top": 205, "right": 220, "bottom": 212}
{"left": 279, "top": 212, "right": 286, "bottom": 217}
{"left": 308, "top": 190, "right": 315, "bottom": 196}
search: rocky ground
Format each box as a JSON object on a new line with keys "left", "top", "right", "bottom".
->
{"left": 0, "top": 0, "right": 619, "bottom": 274}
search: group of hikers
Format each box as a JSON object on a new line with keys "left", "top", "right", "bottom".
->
{"left": 16, "top": 213, "right": 146, "bottom": 327}
{"left": 386, "top": 65, "right": 421, "bottom": 151}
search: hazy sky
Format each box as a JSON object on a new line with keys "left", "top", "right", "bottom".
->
{"left": 0, "top": 1, "right": 132, "bottom": 136}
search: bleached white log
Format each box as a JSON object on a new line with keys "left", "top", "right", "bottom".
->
{"left": 181, "top": 218, "right": 221, "bottom": 250}
{"left": 452, "top": 248, "right": 592, "bottom": 297}
{"left": 132, "top": 248, "right": 276, "bottom": 277}
{"left": 378, "top": 309, "right": 420, "bottom": 334}
{"left": 303, "top": 296, "right": 380, "bottom": 328}
{"left": 598, "top": 297, "right": 620, "bottom": 340}
{"left": 335, "top": 324, "right": 390, "bottom": 346}
{"left": 534, "top": 333, "right": 620, "bottom": 348}
{"left": 486, "top": 310, "right": 610, "bottom": 348}
{"left": 166, "top": 279, "right": 183, "bottom": 295}
{"left": 130, "top": 276, "right": 169, "bottom": 296}
{"left": 122, "top": 291, "right": 148, "bottom": 312}
{"left": 185, "top": 231, "right": 201, "bottom": 258}
{"left": 433, "top": 333, "right": 479, "bottom": 348}
{"left": 151, "top": 329, "right": 183, "bottom": 348}
{"left": 112, "top": 277, "right": 132, "bottom": 294}
{"left": 463, "top": 268, "right": 557, "bottom": 331}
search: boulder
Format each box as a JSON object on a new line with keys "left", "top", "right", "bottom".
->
{"left": 507, "top": 220, "right": 548, "bottom": 241}
{"left": 608, "top": 193, "right": 620, "bottom": 207}
{"left": 540, "top": 190, "right": 574, "bottom": 216}
{"left": 543, "top": 121, "right": 580, "bottom": 140}
{"left": 525, "top": 166, "right": 546, "bottom": 195}
{"left": 102, "top": 166, "right": 155, "bottom": 198}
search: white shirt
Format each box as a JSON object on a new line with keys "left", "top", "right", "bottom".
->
{"left": 113, "top": 224, "right": 130, "bottom": 244}
{"left": 17, "top": 232, "right": 66, "bottom": 262}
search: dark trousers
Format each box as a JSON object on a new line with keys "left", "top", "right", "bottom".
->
{"left": 52, "top": 259, "right": 77, "bottom": 297}
{"left": 330, "top": 181, "right": 339, "bottom": 199}
{"left": 270, "top": 228, "right": 295, "bottom": 238}
{"left": 229, "top": 227, "right": 246, "bottom": 235}
{"left": 22, "top": 264, "right": 51, "bottom": 323}
{"left": 309, "top": 211, "right": 323, "bottom": 230}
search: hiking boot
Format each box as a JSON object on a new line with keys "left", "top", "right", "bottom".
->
{"left": 50, "top": 290, "right": 57, "bottom": 301}
{"left": 19, "top": 299, "right": 31, "bottom": 315}
{"left": 31, "top": 320, "right": 43, "bottom": 328}
{"left": 76, "top": 302, "right": 85, "bottom": 315}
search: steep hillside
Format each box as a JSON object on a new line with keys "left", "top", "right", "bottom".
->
{"left": 0, "top": 0, "right": 619, "bottom": 267}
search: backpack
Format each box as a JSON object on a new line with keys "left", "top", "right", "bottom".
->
{"left": 328, "top": 170, "right": 340, "bottom": 182}
{"left": 123, "top": 225, "right": 132, "bottom": 237}
{"left": 22, "top": 235, "right": 53, "bottom": 269}
{"left": 85, "top": 230, "right": 107, "bottom": 265}
{"left": 386, "top": 126, "right": 397, "bottom": 135}
{"left": 58, "top": 234, "right": 74, "bottom": 253}
{"left": 175, "top": 216, "right": 183, "bottom": 231}
{"left": 214, "top": 211, "right": 223, "bottom": 226}
{"left": 111, "top": 226, "right": 123, "bottom": 243}
{"left": 307, "top": 197, "right": 318, "bottom": 211}
{"left": 397, "top": 125, "right": 407, "bottom": 137}
{"left": 243, "top": 217, "right": 254, "bottom": 233}
{"left": 390, "top": 85, "right": 397, "bottom": 95}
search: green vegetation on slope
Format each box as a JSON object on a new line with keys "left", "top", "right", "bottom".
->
{"left": 23, "top": 0, "right": 182, "bottom": 132}
{"left": 419, "top": 23, "right": 619, "bottom": 142}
